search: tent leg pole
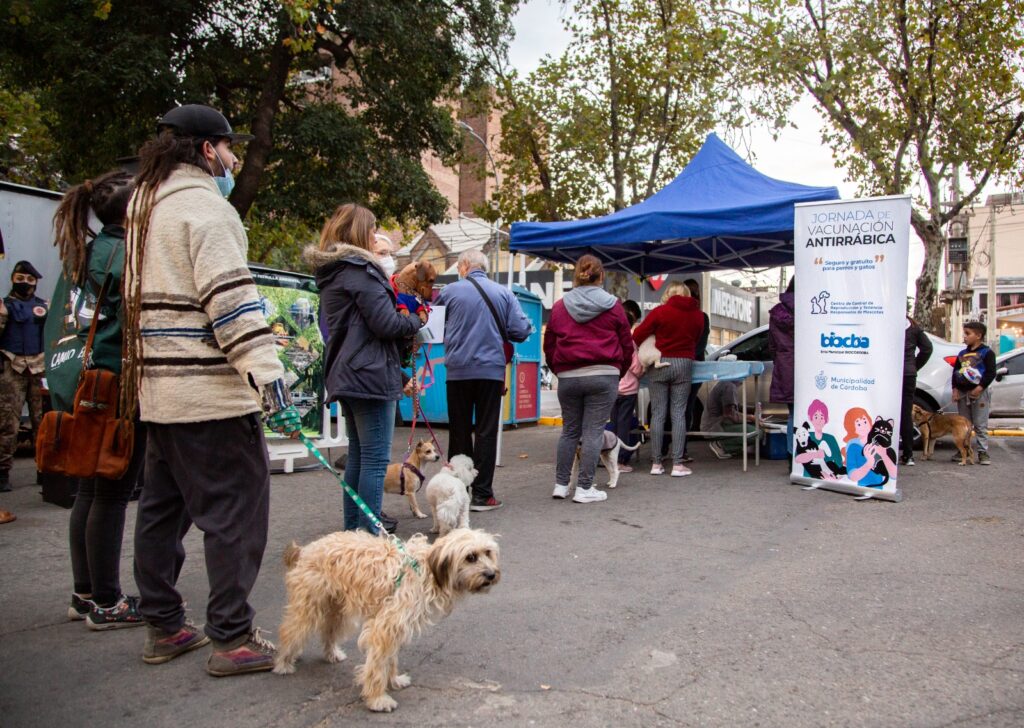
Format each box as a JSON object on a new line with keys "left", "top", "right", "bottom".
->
{"left": 496, "top": 251, "right": 515, "bottom": 469}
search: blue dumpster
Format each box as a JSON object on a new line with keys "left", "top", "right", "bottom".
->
{"left": 399, "top": 284, "right": 543, "bottom": 426}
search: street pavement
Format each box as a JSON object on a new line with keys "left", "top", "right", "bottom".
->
{"left": 1, "top": 425, "right": 1022, "bottom": 727}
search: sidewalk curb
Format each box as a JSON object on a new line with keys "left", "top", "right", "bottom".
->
{"left": 538, "top": 416, "right": 563, "bottom": 426}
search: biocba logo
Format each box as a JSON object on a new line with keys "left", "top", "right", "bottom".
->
{"left": 820, "top": 332, "right": 870, "bottom": 349}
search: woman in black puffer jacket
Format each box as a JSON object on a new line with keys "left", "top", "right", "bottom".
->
{"left": 304, "top": 203, "right": 422, "bottom": 534}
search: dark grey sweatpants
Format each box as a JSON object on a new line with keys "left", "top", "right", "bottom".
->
{"left": 134, "top": 413, "right": 270, "bottom": 644}
{"left": 555, "top": 375, "right": 619, "bottom": 489}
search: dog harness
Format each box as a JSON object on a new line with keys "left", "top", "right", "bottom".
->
{"left": 398, "top": 462, "right": 426, "bottom": 495}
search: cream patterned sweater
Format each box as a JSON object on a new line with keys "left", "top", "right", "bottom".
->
{"left": 126, "top": 165, "right": 284, "bottom": 423}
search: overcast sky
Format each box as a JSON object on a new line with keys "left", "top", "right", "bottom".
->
{"left": 508, "top": 0, "right": 930, "bottom": 288}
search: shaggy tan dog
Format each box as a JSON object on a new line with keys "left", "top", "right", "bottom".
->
{"left": 273, "top": 529, "right": 500, "bottom": 712}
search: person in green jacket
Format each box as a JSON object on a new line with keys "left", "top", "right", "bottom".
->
{"left": 48, "top": 169, "right": 149, "bottom": 629}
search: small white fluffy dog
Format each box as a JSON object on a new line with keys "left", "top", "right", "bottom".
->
{"left": 569, "top": 430, "right": 641, "bottom": 490}
{"left": 425, "top": 454, "right": 476, "bottom": 536}
{"left": 637, "top": 335, "right": 670, "bottom": 369}
{"left": 273, "top": 528, "right": 500, "bottom": 712}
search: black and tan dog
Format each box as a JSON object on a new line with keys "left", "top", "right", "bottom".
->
{"left": 912, "top": 404, "right": 975, "bottom": 465}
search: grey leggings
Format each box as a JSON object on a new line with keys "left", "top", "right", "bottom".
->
{"left": 649, "top": 358, "right": 693, "bottom": 465}
{"left": 555, "top": 375, "right": 619, "bottom": 489}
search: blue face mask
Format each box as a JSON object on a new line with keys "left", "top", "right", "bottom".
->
{"left": 213, "top": 150, "right": 235, "bottom": 198}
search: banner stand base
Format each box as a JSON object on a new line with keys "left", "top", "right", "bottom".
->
{"left": 790, "top": 476, "right": 902, "bottom": 503}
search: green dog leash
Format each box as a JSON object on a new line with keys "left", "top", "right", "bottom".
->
{"left": 297, "top": 432, "right": 421, "bottom": 585}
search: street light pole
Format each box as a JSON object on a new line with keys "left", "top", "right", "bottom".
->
{"left": 987, "top": 202, "right": 997, "bottom": 348}
{"left": 457, "top": 120, "right": 502, "bottom": 282}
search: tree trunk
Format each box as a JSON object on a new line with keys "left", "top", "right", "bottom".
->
{"left": 230, "top": 26, "right": 292, "bottom": 219}
{"left": 911, "top": 213, "right": 945, "bottom": 330}
{"left": 606, "top": 271, "right": 630, "bottom": 301}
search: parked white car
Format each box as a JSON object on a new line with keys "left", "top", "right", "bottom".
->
{"left": 991, "top": 347, "right": 1024, "bottom": 417}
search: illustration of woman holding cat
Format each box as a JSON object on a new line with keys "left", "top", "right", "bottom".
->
{"left": 842, "top": 407, "right": 896, "bottom": 488}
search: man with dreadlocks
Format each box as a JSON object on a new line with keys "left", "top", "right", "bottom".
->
{"left": 0, "top": 260, "right": 48, "bottom": 492}
{"left": 124, "top": 105, "right": 302, "bottom": 677}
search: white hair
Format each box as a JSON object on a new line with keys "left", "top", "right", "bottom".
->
{"left": 458, "top": 249, "right": 488, "bottom": 273}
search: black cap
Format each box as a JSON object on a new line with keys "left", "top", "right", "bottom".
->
{"left": 13, "top": 261, "right": 42, "bottom": 280}
{"left": 157, "top": 104, "right": 254, "bottom": 143}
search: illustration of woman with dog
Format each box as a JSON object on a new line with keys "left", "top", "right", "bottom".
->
{"left": 842, "top": 407, "right": 895, "bottom": 488}
{"left": 795, "top": 399, "right": 845, "bottom": 479}
{"left": 306, "top": 203, "right": 423, "bottom": 534}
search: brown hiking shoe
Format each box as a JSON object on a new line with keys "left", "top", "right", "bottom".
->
{"left": 206, "top": 628, "right": 276, "bottom": 677}
{"left": 143, "top": 620, "right": 211, "bottom": 665}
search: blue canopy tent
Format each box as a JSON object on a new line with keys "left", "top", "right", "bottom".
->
{"left": 508, "top": 133, "right": 840, "bottom": 276}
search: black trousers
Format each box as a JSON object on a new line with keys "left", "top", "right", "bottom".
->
{"left": 610, "top": 393, "right": 638, "bottom": 464}
{"left": 446, "top": 379, "right": 503, "bottom": 502}
{"left": 133, "top": 414, "right": 269, "bottom": 644}
{"left": 69, "top": 423, "right": 148, "bottom": 606}
{"left": 900, "top": 374, "right": 917, "bottom": 459}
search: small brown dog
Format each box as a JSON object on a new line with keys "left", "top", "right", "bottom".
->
{"left": 912, "top": 404, "right": 975, "bottom": 465}
{"left": 273, "top": 528, "right": 500, "bottom": 712}
{"left": 383, "top": 440, "right": 440, "bottom": 519}
{"left": 394, "top": 261, "right": 437, "bottom": 321}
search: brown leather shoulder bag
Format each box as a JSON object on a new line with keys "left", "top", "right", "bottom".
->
{"left": 36, "top": 261, "right": 132, "bottom": 480}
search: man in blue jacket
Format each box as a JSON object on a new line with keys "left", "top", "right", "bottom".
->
{"left": 434, "top": 250, "right": 531, "bottom": 510}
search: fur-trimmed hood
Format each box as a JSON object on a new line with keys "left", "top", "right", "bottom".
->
{"left": 303, "top": 242, "right": 386, "bottom": 275}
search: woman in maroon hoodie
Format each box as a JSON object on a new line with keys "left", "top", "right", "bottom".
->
{"left": 632, "top": 281, "right": 705, "bottom": 476}
{"left": 544, "top": 255, "right": 633, "bottom": 504}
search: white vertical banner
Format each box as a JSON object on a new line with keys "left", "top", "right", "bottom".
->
{"left": 791, "top": 196, "right": 911, "bottom": 502}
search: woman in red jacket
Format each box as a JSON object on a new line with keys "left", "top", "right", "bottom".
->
{"left": 544, "top": 255, "right": 633, "bottom": 504}
{"left": 632, "top": 281, "right": 705, "bottom": 476}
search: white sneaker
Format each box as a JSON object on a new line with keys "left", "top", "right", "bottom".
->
{"left": 552, "top": 484, "right": 570, "bottom": 499}
{"left": 650, "top": 464, "right": 665, "bottom": 475}
{"left": 671, "top": 465, "right": 692, "bottom": 477}
{"left": 709, "top": 441, "right": 732, "bottom": 460}
{"left": 572, "top": 487, "right": 608, "bottom": 503}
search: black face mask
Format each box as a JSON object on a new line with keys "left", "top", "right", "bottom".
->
{"left": 12, "top": 282, "right": 34, "bottom": 298}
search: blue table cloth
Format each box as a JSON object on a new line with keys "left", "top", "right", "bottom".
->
{"left": 691, "top": 360, "right": 765, "bottom": 383}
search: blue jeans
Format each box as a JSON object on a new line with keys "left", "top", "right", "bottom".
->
{"left": 340, "top": 397, "right": 396, "bottom": 534}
